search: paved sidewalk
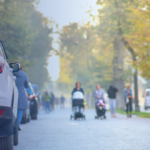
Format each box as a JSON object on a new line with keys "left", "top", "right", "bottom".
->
{"left": 14, "top": 108, "right": 150, "bottom": 150}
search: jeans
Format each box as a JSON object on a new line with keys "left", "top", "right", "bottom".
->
{"left": 45, "top": 102, "right": 50, "bottom": 112}
{"left": 126, "top": 98, "right": 132, "bottom": 113}
{"left": 18, "top": 109, "right": 23, "bottom": 127}
{"left": 109, "top": 99, "right": 116, "bottom": 115}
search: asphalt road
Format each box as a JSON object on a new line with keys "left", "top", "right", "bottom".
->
{"left": 14, "top": 107, "right": 150, "bottom": 150}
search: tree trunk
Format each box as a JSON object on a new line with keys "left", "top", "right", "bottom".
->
{"left": 134, "top": 69, "right": 140, "bottom": 111}
{"left": 122, "top": 39, "right": 140, "bottom": 112}
{"left": 113, "top": 38, "right": 124, "bottom": 109}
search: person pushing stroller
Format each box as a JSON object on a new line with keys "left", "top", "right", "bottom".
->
{"left": 70, "top": 82, "right": 85, "bottom": 120}
{"left": 94, "top": 84, "right": 106, "bottom": 119}
{"left": 72, "top": 82, "right": 84, "bottom": 96}
{"left": 71, "top": 81, "right": 84, "bottom": 112}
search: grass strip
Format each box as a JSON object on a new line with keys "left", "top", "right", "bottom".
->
{"left": 116, "top": 109, "right": 150, "bottom": 118}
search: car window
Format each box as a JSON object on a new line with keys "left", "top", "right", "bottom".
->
{"left": 0, "top": 43, "right": 4, "bottom": 57}
{"left": 0, "top": 42, "right": 7, "bottom": 60}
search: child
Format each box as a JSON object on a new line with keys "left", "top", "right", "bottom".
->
{"left": 97, "top": 99, "right": 107, "bottom": 110}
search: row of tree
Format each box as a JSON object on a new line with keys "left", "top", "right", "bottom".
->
{"left": 57, "top": 23, "right": 113, "bottom": 94}
{"left": 57, "top": 0, "right": 150, "bottom": 110}
{"left": 0, "top": 0, "right": 53, "bottom": 89}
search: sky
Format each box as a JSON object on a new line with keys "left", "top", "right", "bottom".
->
{"left": 37, "top": 0, "right": 99, "bottom": 81}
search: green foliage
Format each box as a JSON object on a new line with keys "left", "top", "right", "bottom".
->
{"left": 53, "top": 0, "right": 150, "bottom": 95}
{"left": 116, "top": 109, "right": 150, "bottom": 118}
{"left": 57, "top": 0, "right": 150, "bottom": 94}
{"left": 0, "top": 0, "right": 33, "bottom": 62}
{"left": 97, "top": 0, "right": 150, "bottom": 79}
{"left": 0, "top": 0, "right": 53, "bottom": 89}
{"left": 57, "top": 23, "right": 113, "bottom": 93}
{"left": 26, "top": 10, "right": 53, "bottom": 88}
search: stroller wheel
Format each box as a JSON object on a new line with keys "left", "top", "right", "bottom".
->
{"left": 95, "top": 116, "right": 98, "bottom": 119}
{"left": 103, "top": 116, "right": 106, "bottom": 119}
{"left": 70, "top": 115, "right": 72, "bottom": 120}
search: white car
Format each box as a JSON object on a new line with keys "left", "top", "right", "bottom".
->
{"left": 0, "top": 39, "right": 19, "bottom": 150}
{"left": 144, "top": 89, "right": 150, "bottom": 110}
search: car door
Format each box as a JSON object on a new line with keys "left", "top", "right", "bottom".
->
{"left": 0, "top": 41, "right": 13, "bottom": 107}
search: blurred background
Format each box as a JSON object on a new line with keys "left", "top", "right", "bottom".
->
{"left": 1, "top": 0, "right": 150, "bottom": 110}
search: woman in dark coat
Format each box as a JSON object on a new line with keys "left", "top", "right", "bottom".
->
{"left": 72, "top": 82, "right": 84, "bottom": 96}
{"left": 71, "top": 82, "right": 84, "bottom": 112}
{"left": 14, "top": 62, "right": 29, "bottom": 130}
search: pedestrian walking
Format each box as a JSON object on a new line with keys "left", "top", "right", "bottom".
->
{"left": 50, "top": 92, "right": 55, "bottom": 110}
{"left": 94, "top": 84, "right": 106, "bottom": 118}
{"left": 55, "top": 97, "right": 59, "bottom": 107}
{"left": 43, "top": 91, "right": 51, "bottom": 113}
{"left": 94, "top": 84, "right": 105, "bottom": 103}
{"left": 107, "top": 85, "right": 118, "bottom": 118}
{"left": 60, "top": 95, "right": 65, "bottom": 109}
{"left": 124, "top": 84, "right": 133, "bottom": 118}
{"left": 42, "top": 92, "right": 45, "bottom": 110}
{"left": 71, "top": 81, "right": 84, "bottom": 112}
{"left": 14, "top": 62, "right": 29, "bottom": 131}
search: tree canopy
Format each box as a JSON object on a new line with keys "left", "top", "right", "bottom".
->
{"left": 0, "top": 0, "right": 53, "bottom": 89}
{"left": 57, "top": 23, "right": 113, "bottom": 93}
{"left": 57, "top": 0, "right": 150, "bottom": 103}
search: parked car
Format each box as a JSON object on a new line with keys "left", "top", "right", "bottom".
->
{"left": 32, "top": 84, "right": 38, "bottom": 94}
{"left": 28, "top": 83, "right": 38, "bottom": 120}
{"left": 0, "top": 39, "right": 20, "bottom": 150}
{"left": 32, "top": 84, "right": 41, "bottom": 108}
{"left": 144, "top": 89, "right": 150, "bottom": 110}
{"left": 21, "top": 91, "right": 30, "bottom": 124}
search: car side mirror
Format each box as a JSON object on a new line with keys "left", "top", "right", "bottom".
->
{"left": 9, "top": 63, "right": 20, "bottom": 73}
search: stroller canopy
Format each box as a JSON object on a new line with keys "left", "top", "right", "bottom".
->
{"left": 72, "top": 91, "right": 84, "bottom": 99}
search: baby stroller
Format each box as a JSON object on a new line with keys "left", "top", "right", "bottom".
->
{"left": 95, "top": 99, "right": 106, "bottom": 119}
{"left": 70, "top": 91, "right": 86, "bottom": 120}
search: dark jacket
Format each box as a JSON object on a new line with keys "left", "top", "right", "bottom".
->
{"left": 14, "top": 70, "right": 29, "bottom": 109}
{"left": 72, "top": 87, "right": 84, "bottom": 96}
{"left": 107, "top": 85, "right": 118, "bottom": 99}
{"left": 50, "top": 93, "right": 55, "bottom": 103}
{"left": 60, "top": 96, "right": 65, "bottom": 103}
